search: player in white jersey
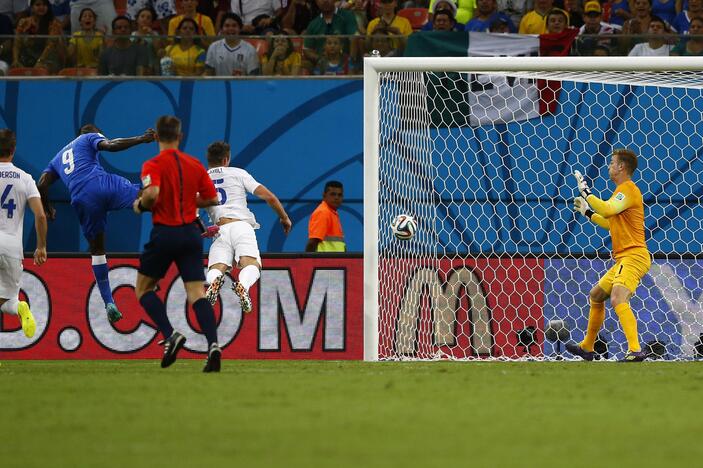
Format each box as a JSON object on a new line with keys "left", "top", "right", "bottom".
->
{"left": 203, "top": 141, "right": 291, "bottom": 312}
{"left": 0, "top": 129, "right": 48, "bottom": 339}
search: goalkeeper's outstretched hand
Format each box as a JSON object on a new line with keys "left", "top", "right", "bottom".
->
{"left": 573, "top": 197, "right": 590, "bottom": 217}
{"left": 573, "top": 170, "right": 592, "bottom": 199}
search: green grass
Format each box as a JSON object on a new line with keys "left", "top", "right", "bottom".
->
{"left": 2, "top": 360, "right": 702, "bottom": 468}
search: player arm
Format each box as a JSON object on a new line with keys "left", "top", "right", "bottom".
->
{"left": 585, "top": 193, "right": 632, "bottom": 218}
{"left": 305, "top": 238, "right": 321, "bottom": 252}
{"left": 97, "top": 129, "right": 156, "bottom": 152}
{"left": 27, "top": 197, "right": 48, "bottom": 265}
{"left": 254, "top": 185, "right": 292, "bottom": 234}
{"left": 36, "top": 171, "right": 57, "bottom": 221}
{"left": 573, "top": 196, "right": 609, "bottom": 230}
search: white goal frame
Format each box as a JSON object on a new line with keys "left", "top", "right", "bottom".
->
{"left": 363, "top": 56, "right": 703, "bottom": 361}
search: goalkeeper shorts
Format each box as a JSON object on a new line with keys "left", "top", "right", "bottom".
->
{"left": 598, "top": 248, "right": 652, "bottom": 295}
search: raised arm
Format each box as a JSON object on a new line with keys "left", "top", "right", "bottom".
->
{"left": 133, "top": 185, "right": 159, "bottom": 214}
{"left": 36, "top": 171, "right": 57, "bottom": 221}
{"left": 254, "top": 185, "right": 292, "bottom": 234}
{"left": 27, "top": 197, "right": 47, "bottom": 265}
{"left": 98, "top": 128, "right": 156, "bottom": 152}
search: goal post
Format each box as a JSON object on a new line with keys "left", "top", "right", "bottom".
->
{"left": 363, "top": 56, "right": 703, "bottom": 361}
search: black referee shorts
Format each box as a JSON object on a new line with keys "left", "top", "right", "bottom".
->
{"left": 139, "top": 223, "right": 205, "bottom": 282}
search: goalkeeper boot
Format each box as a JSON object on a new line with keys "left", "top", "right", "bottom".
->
{"left": 203, "top": 342, "right": 222, "bottom": 373}
{"left": 619, "top": 350, "right": 648, "bottom": 362}
{"left": 106, "top": 303, "right": 122, "bottom": 323}
{"left": 565, "top": 342, "right": 595, "bottom": 361}
{"left": 158, "top": 331, "right": 186, "bottom": 368}
{"left": 17, "top": 301, "right": 36, "bottom": 338}
{"left": 232, "top": 281, "right": 253, "bottom": 314}
{"left": 205, "top": 274, "right": 225, "bottom": 306}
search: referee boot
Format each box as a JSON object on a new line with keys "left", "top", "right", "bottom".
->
{"left": 232, "top": 282, "right": 253, "bottom": 314}
{"left": 205, "top": 275, "right": 226, "bottom": 305}
{"left": 106, "top": 303, "right": 122, "bottom": 323}
{"left": 158, "top": 331, "right": 186, "bottom": 368}
{"left": 17, "top": 301, "right": 36, "bottom": 338}
{"left": 619, "top": 350, "right": 648, "bottom": 362}
{"left": 203, "top": 343, "right": 222, "bottom": 373}
{"left": 565, "top": 342, "right": 595, "bottom": 361}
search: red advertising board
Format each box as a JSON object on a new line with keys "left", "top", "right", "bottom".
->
{"left": 0, "top": 256, "right": 363, "bottom": 360}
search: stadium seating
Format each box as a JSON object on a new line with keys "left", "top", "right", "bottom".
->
{"left": 58, "top": 68, "right": 98, "bottom": 76}
{"left": 245, "top": 38, "right": 269, "bottom": 58}
{"left": 397, "top": 8, "right": 429, "bottom": 30}
{"left": 8, "top": 67, "right": 49, "bottom": 76}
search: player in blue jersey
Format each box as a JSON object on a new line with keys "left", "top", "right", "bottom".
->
{"left": 37, "top": 124, "right": 155, "bottom": 323}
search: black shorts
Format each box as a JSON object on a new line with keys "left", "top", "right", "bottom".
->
{"left": 139, "top": 223, "right": 205, "bottom": 282}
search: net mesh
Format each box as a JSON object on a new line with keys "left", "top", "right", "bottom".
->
{"left": 376, "top": 69, "right": 703, "bottom": 361}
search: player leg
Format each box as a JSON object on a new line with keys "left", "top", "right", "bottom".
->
{"left": 204, "top": 227, "right": 234, "bottom": 305}
{"left": 0, "top": 255, "right": 35, "bottom": 338}
{"left": 136, "top": 225, "right": 185, "bottom": 368}
{"left": 87, "top": 233, "right": 122, "bottom": 323}
{"left": 175, "top": 224, "right": 220, "bottom": 372}
{"left": 230, "top": 223, "right": 261, "bottom": 314}
{"left": 612, "top": 253, "right": 651, "bottom": 361}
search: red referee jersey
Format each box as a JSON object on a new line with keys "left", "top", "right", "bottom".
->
{"left": 140, "top": 148, "right": 217, "bottom": 226}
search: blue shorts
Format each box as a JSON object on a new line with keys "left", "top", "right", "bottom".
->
{"left": 71, "top": 173, "right": 140, "bottom": 241}
{"left": 139, "top": 223, "right": 205, "bottom": 282}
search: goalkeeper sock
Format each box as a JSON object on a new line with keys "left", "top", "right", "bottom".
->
{"left": 239, "top": 265, "right": 260, "bottom": 290}
{"left": 0, "top": 298, "right": 19, "bottom": 315}
{"left": 139, "top": 291, "right": 173, "bottom": 339}
{"left": 580, "top": 300, "right": 605, "bottom": 352}
{"left": 614, "top": 302, "right": 641, "bottom": 352}
{"left": 193, "top": 298, "right": 218, "bottom": 346}
{"left": 91, "top": 255, "right": 114, "bottom": 307}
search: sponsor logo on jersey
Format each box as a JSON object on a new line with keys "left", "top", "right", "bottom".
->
{"left": 615, "top": 192, "right": 625, "bottom": 201}
{"left": 141, "top": 174, "right": 151, "bottom": 187}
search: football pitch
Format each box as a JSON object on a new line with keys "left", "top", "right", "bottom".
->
{"left": 2, "top": 360, "right": 701, "bottom": 468}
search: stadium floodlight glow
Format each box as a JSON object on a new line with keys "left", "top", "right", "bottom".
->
{"left": 363, "top": 56, "right": 703, "bottom": 361}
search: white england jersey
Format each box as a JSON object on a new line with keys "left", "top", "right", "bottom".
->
{"left": 206, "top": 166, "right": 261, "bottom": 228}
{"left": 0, "top": 162, "right": 40, "bottom": 259}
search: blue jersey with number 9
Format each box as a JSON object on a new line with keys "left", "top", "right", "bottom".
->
{"left": 43, "top": 133, "right": 107, "bottom": 197}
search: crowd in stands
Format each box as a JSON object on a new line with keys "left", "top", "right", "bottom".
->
{"left": 0, "top": 0, "right": 700, "bottom": 76}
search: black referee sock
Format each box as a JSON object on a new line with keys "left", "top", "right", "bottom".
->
{"left": 193, "top": 298, "right": 218, "bottom": 347}
{"left": 139, "top": 291, "right": 174, "bottom": 339}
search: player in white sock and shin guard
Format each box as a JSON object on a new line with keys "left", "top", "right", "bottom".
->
{"left": 203, "top": 141, "right": 292, "bottom": 311}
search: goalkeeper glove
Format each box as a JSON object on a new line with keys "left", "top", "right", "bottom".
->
{"left": 201, "top": 225, "right": 220, "bottom": 239}
{"left": 573, "top": 197, "right": 594, "bottom": 219}
{"left": 573, "top": 170, "right": 592, "bottom": 199}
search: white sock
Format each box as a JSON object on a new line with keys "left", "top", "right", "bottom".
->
{"left": 91, "top": 255, "right": 107, "bottom": 265}
{"left": 238, "top": 265, "right": 260, "bottom": 290}
{"left": 0, "top": 298, "right": 19, "bottom": 315}
{"left": 206, "top": 269, "right": 223, "bottom": 285}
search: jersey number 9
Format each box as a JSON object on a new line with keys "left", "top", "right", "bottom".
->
{"left": 62, "top": 149, "right": 75, "bottom": 175}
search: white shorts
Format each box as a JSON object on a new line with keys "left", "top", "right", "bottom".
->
{"left": 0, "top": 254, "right": 22, "bottom": 299}
{"left": 207, "top": 221, "right": 261, "bottom": 269}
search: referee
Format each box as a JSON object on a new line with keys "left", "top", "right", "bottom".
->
{"left": 132, "top": 115, "right": 222, "bottom": 372}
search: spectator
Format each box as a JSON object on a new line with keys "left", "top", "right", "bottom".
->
{"left": 672, "top": 0, "right": 702, "bottom": 33}
{"left": 69, "top": 0, "right": 116, "bottom": 33}
{"left": 50, "top": 0, "right": 72, "bottom": 33}
{"left": 98, "top": 15, "right": 149, "bottom": 75}
{"left": 432, "top": 8, "right": 458, "bottom": 30}
{"left": 628, "top": 15, "right": 673, "bottom": 54}
{"left": 230, "top": 0, "right": 284, "bottom": 34}
{"left": 126, "top": 0, "right": 177, "bottom": 33}
{"left": 546, "top": 7, "right": 569, "bottom": 33}
{"left": 313, "top": 35, "right": 352, "bottom": 75}
{"left": 366, "top": 0, "right": 412, "bottom": 53}
{"left": 573, "top": 1, "right": 620, "bottom": 55}
{"left": 67, "top": 7, "right": 104, "bottom": 68}
{"left": 204, "top": 13, "right": 260, "bottom": 75}
{"left": 168, "top": 0, "right": 215, "bottom": 42}
{"left": 563, "top": 0, "right": 584, "bottom": 29}
{"left": 0, "top": 0, "right": 29, "bottom": 23}
{"left": 160, "top": 17, "right": 205, "bottom": 75}
{"left": 623, "top": 0, "right": 654, "bottom": 35}
{"left": 305, "top": 180, "right": 345, "bottom": 252}
{"left": 365, "top": 30, "right": 398, "bottom": 56}
{"left": 340, "top": 0, "right": 369, "bottom": 34}
{"left": 592, "top": 44, "right": 611, "bottom": 55}
{"left": 0, "top": 12, "right": 14, "bottom": 72}
{"left": 197, "top": 0, "right": 230, "bottom": 31}
{"left": 13, "top": 0, "right": 64, "bottom": 74}
{"left": 280, "top": 0, "right": 319, "bottom": 35}
{"left": 422, "top": 0, "right": 465, "bottom": 30}
{"left": 464, "top": 0, "right": 516, "bottom": 32}
{"left": 608, "top": 0, "right": 632, "bottom": 27}
{"left": 651, "top": 0, "right": 678, "bottom": 25}
{"left": 428, "top": 0, "right": 471, "bottom": 24}
{"left": 496, "top": 0, "right": 530, "bottom": 27}
{"left": 303, "top": 0, "right": 357, "bottom": 66}
{"left": 131, "top": 7, "right": 162, "bottom": 72}
{"left": 262, "top": 35, "right": 302, "bottom": 75}
{"left": 489, "top": 14, "right": 511, "bottom": 32}
{"left": 671, "top": 15, "right": 703, "bottom": 54}
{"left": 519, "top": 0, "right": 554, "bottom": 34}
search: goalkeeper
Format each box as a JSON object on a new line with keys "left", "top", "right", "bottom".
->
{"left": 568, "top": 149, "right": 651, "bottom": 362}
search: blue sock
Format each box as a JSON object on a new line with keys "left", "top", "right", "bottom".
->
{"left": 91, "top": 256, "right": 114, "bottom": 306}
{"left": 193, "top": 298, "right": 218, "bottom": 346}
{"left": 139, "top": 291, "right": 174, "bottom": 339}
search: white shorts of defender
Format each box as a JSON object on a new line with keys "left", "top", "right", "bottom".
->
{"left": 207, "top": 221, "right": 262, "bottom": 269}
{"left": 0, "top": 254, "right": 23, "bottom": 299}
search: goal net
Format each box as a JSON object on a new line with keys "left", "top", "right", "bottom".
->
{"left": 363, "top": 57, "right": 703, "bottom": 361}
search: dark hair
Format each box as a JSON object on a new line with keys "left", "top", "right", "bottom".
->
{"left": 207, "top": 141, "right": 230, "bottom": 165}
{"left": 266, "top": 35, "right": 293, "bottom": 60}
{"left": 324, "top": 180, "right": 343, "bottom": 192}
{"left": 136, "top": 7, "right": 156, "bottom": 21}
{"left": 176, "top": 17, "right": 200, "bottom": 44}
{"left": 547, "top": 8, "right": 569, "bottom": 25}
{"left": 79, "top": 7, "right": 97, "bottom": 22}
{"left": 156, "top": 115, "right": 181, "bottom": 143}
{"left": 433, "top": 8, "right": 456, "bottom": 22}
{"left": 79, "top": 123, "right": 101, "bottom": 135}
{"left": 30, "top": 0, "right": 55, "bottom": 35}
{"left": 0, "top": 128, "right": 16, "bottom": 158}
{"left": 111, "top": 15, "right": 131, "bottom": 31}
{"left": 613, "top": 149, "right": 638, "bottom": 174}
{"left": 221, "top": 12, "right": 243, "bottom": 29}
